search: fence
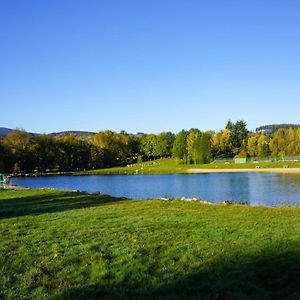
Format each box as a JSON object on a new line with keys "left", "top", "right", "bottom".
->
{"left": 212, "top": 156, "right": 300, "bottom": 164}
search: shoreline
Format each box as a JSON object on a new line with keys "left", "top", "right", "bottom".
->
{"left": 187, "top": 168, "right": 300, "bottom": 174}
{"left": 3, "top": 184, "right": 299, "bottom": 208}
{"left": 8, "top": 167, "right": 300, "bottom": 177}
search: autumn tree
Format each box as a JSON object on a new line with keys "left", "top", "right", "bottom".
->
{"left": 257, "top": 133, "right": 270, "bottom": 157}
{"left": 247, "top": 135, "right": 258, "bottom": 157}
{"left": 187, "top": 129, "right": 201, "bottom": 164}
{"left": 269, "top": 128, "right": 287, "bottom": 158}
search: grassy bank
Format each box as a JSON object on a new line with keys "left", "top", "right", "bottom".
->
{"left": 86, "top": 158, "right": 300, "bottom": 175}
{"left": 0, "top": 189, "right": 299, "bottom": 299}
{"left": 10, "top": 158, "right": 300, "bottom": 177}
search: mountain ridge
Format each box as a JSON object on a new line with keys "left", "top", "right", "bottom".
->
{"left": 0, "top": 127, "right": 96, "bottom": 138}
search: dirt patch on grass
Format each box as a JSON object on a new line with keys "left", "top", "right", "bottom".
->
{"left": 187, "top": 168, "right": 300, "bottom": 174}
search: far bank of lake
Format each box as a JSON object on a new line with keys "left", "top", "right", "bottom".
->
{"left": 187, "top": 167, "right": 300, "bottom": 173}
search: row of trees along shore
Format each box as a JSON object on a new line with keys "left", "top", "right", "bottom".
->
{"left": 1, "top": 121, "right": 300, "bottom": 173}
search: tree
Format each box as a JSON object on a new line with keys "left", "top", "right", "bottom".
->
{"left": 172, "top": 130, "right": 187, "bottom": 163}
{"left": 89, "top": 145, "right": 107, "bottom": 169}
{"left": 224, "top": 120, "right": 248, "bottom": 155}
{"left": 220, "top": 129, "right": 233, "bottom": 157}
{"left": 257, "top": 133, "right": 270, "bottom": 157}
{"left": 92, "top": 130, "right": 117, "bottom": 150}
{"left": 211, "top": 132, "right": 221, "bottom": 158}
{"left": 198, "top": 132, "right": 212, "bottom": 164}
{"left": 225, "top": 120, "right": 234, "bottom": 132}
{"left": 269, "top": 128, "right": 287, "bottom": 158}
{"left": 92, "top": 131, "right": 120, "bottom": 166}
{"left": 154, "top": 132, "right": 175, "bottom": 158}
{"left": 0, "top": 139, "right": 13, "bottom": 172}
{"left": 187, "top": 129, "right": 201, "bottom": 164}
{"left": 115, "top": 132, "right": 137, "bottom": 164}
{"left": 35, "top": 135, "right": 58, "bottom": 172}
{"left": 247, "top": 135, "right": 258, "bottom": 157}
{"left": 56, "top": 135, "right": 91, "bottom": 171}
{"left": 234, "top": 120, "right": 248, "bottom": 151}
{"left": 3, "top": 130, "right": 38, "bottom": 172}
{"left": 286, "top": 128, "right": 298, "bottom": 156}
{"left": 140, "top": 134, "right": 157, "bottom": 160}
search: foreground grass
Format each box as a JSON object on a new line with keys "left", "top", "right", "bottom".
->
{"left": 86, "top": 158, "right": 300, "bottom": 175}
{"left": 0, "top": 189, "right": 300, "bottom": 299}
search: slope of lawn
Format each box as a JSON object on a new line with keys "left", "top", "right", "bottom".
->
{"left": 0, "top": 188, "right": 299, "bottom": 299}
{"left": 86, "top": 158, "right": 300, "bottom": 175}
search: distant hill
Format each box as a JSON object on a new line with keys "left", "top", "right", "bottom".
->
{"left": 0, "top": 127, "right": 13, "bottom": 137}
{"left": 256, "top": 124, "right": 300, "bottom": 134}
{"left": 48, "top": 131, "right": 96, "bottom": 138}
{"left": 0, "top": 128, "right": 96, "bottom": 138}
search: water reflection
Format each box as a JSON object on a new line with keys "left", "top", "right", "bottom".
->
{"left": 12, "top": 173, "right": 300, "bottom": 207}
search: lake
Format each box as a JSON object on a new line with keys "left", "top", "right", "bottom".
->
{"left": 11, "top": 173, "right": 300, "bottom": 207}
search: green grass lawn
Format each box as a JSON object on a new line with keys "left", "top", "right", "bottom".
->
{"left": 0, "top": 189, "right": 300, "bottom": 299}
{"left": 85, "top": 158, "right": 300, "bottom": 175}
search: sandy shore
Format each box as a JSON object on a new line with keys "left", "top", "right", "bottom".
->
{"left": 187, "top": 168, "right": 300, "bottom": 174}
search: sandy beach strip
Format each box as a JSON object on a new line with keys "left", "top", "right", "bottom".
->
{"left": 187, "top": 168, "right": 300, "bottom": 174}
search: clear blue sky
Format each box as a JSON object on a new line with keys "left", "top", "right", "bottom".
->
{"left": 1, "top": 0, "right": 300, "bottom": 134}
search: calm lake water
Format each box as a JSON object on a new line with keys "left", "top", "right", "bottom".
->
{"left": 12, "top": 173, "right": 300, "bottom": 207}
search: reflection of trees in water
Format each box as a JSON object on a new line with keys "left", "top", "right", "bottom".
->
{"left": 274, "top": 174, "right": 300, "bottom": 206}
{"left": 227, "top": 173, "right": 250, "bottom": 202}
{"left": 278, "top": 173, "right": 300, "bottom": 184}
{"left": 206, "top": 173, "right": 250, "bottom": 203}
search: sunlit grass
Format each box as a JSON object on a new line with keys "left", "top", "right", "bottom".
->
{"left": 85, "top": 158, "right": 300, "bottom": 175}
{"left": 0, "top": 189, "right": 299, "bottom": 299}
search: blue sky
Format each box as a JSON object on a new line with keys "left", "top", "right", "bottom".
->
{"left": 1, "top": 0, "right": 300, "bottom": 134}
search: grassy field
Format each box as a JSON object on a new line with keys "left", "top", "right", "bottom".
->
{"left": 0, "top": 189, "right": 299, "bottom": 299}
{"left": 85, "top": 158, "right": 300, "bottom": 175}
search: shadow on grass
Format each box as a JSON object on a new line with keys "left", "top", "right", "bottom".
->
{"left": 54, "top": 247, "right": 300, "bottom": 300}
{"left": 0, "top": 191, "right": 126, "bottom": 219}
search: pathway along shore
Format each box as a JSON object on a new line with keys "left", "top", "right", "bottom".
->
{"left": 187, "top": 168, "right": 300, "bottom": 174}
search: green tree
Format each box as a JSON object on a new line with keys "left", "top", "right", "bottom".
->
{"left": 3, "top": 130, "right": 38, "bottom": 172}
{"left": 0, "top": 139, "right": 13, "bottom": 172}
{"left": 92, "top": 131, "right": 119, "bottom": 166}
{"left": 225, "top": 120, "right": 234, "bottom": 132}
{"left": 115, "top": 132, "right": 141, "bottom": 164}
{"left": 172, "top": 130, "right": 187, "bottom": 163}
{"left": 140, "top": 134, "right": 157, "bottom": 160}
{"left": 187, "top": 129, "right": 201, "bottom": 164}
{"left": 35, "top": 135, "right": 58, "bottom": 172}
{"left": 92, "top": 131, "right": 117, "bottom": 150}
{"left": 235, "top": 120, "right": 248, "bottom": 151}
{"left": 225, "top": 120, "right": 248, "bottom": 155}
{"left": 56, "top": 135, "right": 91, "bottom": 171}
{"left": 198, "top": 132, "right": 212, "bottom": 164}
{"left": 154, "top": 132, "right": 175, "bottom": 158}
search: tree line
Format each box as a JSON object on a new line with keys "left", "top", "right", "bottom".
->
{"left": 256, "top": 124, "right": 300, "bottom": 134}
{"left": 1, "top": 121, "right": 300, "bottom": 173}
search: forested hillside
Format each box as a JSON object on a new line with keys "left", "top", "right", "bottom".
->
{"left": 0, "top": 127, "right": 12, "bottom": 137}
{"left": 1, "top": 121, "right": 300, "bottom": 173}
{"left": 256, "top": 124, "right": 300, "bottom": 134}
